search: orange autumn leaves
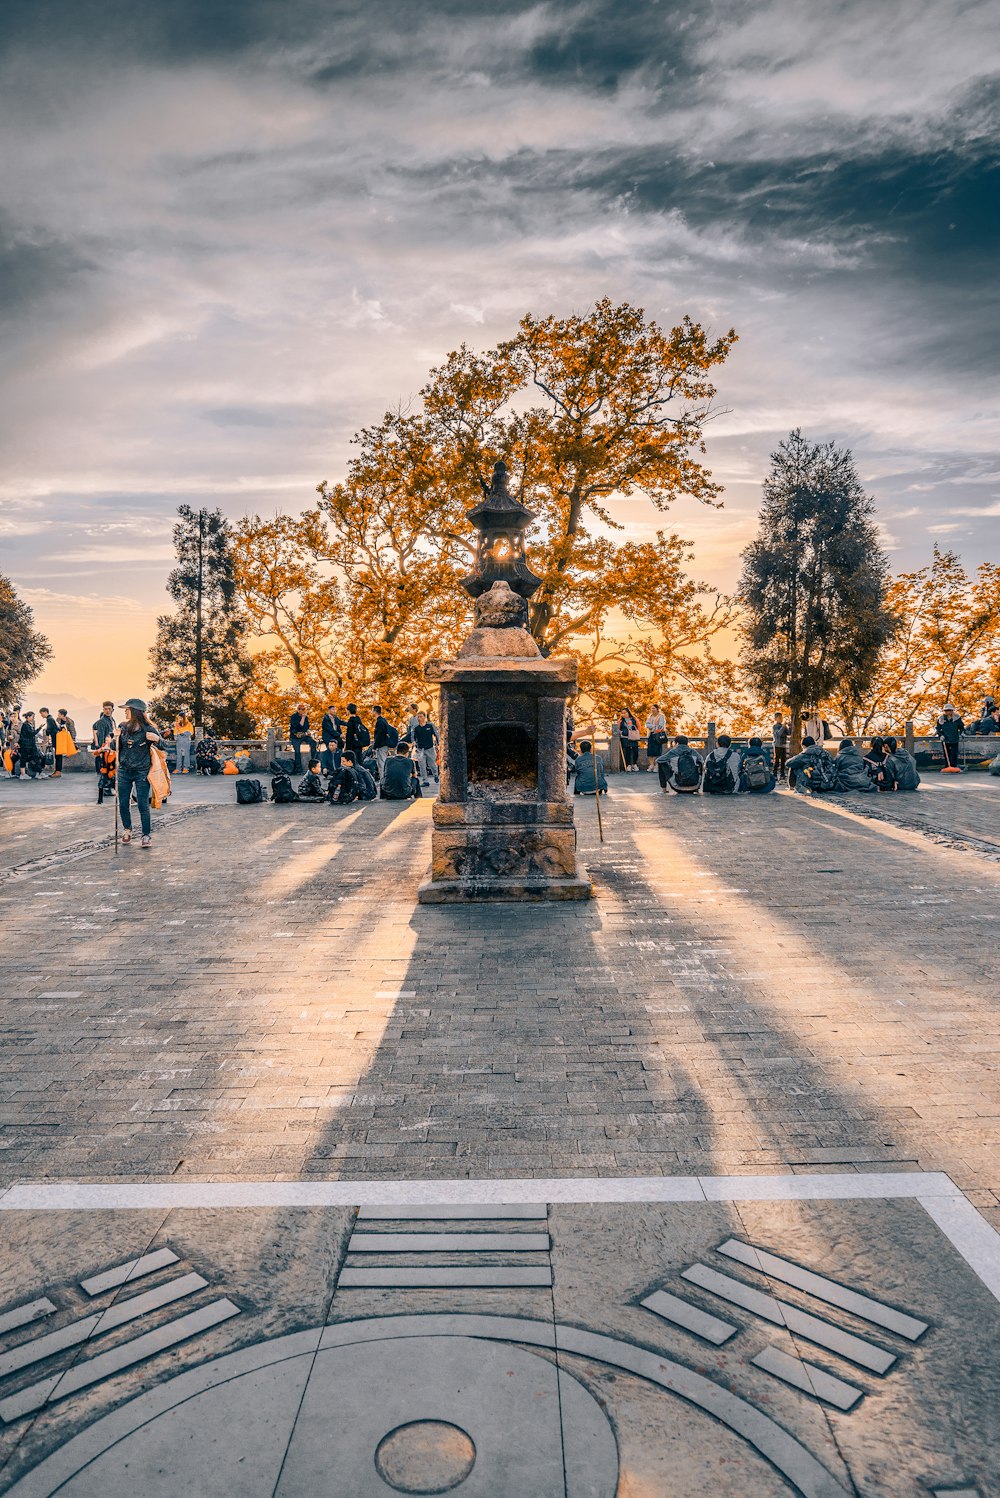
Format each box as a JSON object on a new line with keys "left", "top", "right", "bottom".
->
{"left": 233, "top": 298, "right": 738, "bottom": 726}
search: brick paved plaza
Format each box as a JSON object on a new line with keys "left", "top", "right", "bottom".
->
{"left": 0, "top": 773, "right": 998, "bottom": 1494}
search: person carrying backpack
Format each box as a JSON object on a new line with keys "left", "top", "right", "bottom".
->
{"left": 786, "top": 736, "right": 837, "bottom": 795}
{"left": 702, "top": 734, "right": 743, "bottom": 796}
{"left": 833, "top": 739, "right": 877, "bottom": 793}
{"left": 657, "top": 736, "right": 703, "bottom": 794}
{"left": 739, "top": 737, "right": 776, "bottom": 793}
{"left": 372, "top": 704, "right": 396, "bottom": 778}
{"left": 345, "top": 703, "right": 369, "bottom": 759}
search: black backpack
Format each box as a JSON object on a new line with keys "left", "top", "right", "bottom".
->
{"left": 355, "top": 724, "right": 371, "bottom": 749}
{"left": 673, "top": 748, "right": 701, "bottom": 789}
{"left": 803, "top": 753, "right": 837, "bottom": 792}
{"left": 236, "top": 778, "right": 265, "bottom": 804}
{"left": 703, "top": 752, "right": 736, "bottom": 795}
{"left": 742, "top": 752, "right": 770, "bottom": 791}
{"left": 270, "top": 774, "right": 297, "bottom": 804}
{"left": 385, "top": 724, "right": 399, "bottom": 749}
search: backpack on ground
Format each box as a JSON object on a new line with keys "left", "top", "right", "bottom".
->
{"left": 742, "top": 752, "right": 771, "bottom": 791}
{"left": 355, "top": 724, "right": 371, "bottom": 749}
{"left": 702, "top": 751, "right": 737, "bottom": 795}
{"left": 673, "top": 748, "right": 701, "bottom": 789}
{"left": 803, "top": 754, "right": 837, "bottom": 793}
{"left": 236, "top": 778, "right": 265, "bottom": 804}
{"left": 270, "top": 774, "right": 297, "bottom": 804}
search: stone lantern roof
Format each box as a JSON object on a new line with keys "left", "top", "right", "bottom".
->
{"left": 461, "top": 460, "right": 543, "bottom": 601}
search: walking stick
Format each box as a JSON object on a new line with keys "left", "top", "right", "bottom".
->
{"left": 593, "top": 745, "right": 604, "bottom": 843}
{"left": 113, "top": 763, "right": 119, "bottom": 856}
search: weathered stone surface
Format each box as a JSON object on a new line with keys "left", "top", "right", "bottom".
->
{"left": 429, "top": 825, "right": 579, "bottom": 881}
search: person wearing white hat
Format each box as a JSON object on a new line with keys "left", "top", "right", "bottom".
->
{"left": 116, "top": 698, "right": 161, "bottom": 847}
{"left": 935, "top": 704, "right": 964, "bottom": 771}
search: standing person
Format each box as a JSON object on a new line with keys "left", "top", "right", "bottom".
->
{"left": 405, "top": 703, "right": 421, "bottom": 739}
{"left": 288, "top": 702, "right": 315, "bottom": 774}
{"left": 320, "top": 705, "right": 343, "bottom": 778}
{"left": 17, "top": 712, "right": 42, "bottom": 779}
{"left": 619, "top": 708, "right": 640, "bottom": 771}
{"left": 645, "top": 705, "right": 667, "bottom": 768}
{"left": 702, "top": 734, "right": 743, "bottom": 796}
{"left": 935, "top": 705, "right": 964, "bottom": 770}
{"left": 345, "top": 703, "right": 368, "bottom": 759}
{"left": 771, "top": 716, "right": 790, "bottom": 780}
{"left": 39, "top": 707, "right": 59, "bottom": 775}
{"left": 372, "top": 704, "right": 394, "bottom": 778}
{"left": 91, "top": 701, "right": 116, "bottom": 780}
{"left": 412, "top": 711, "right": 439, "bottom": 788}
{"left": 116, "top": 699, "right": 161, "bottom": 848}
{"left": 173, "top": 709, "right": 194, "bottom": 773}
{"left": 53, "top": 709, "right": 77, "bottom": 777}
{"left": 803, "top": 709, "right": 824, "bottom": 747}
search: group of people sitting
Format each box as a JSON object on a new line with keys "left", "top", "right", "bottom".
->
{"left": 570, "top": 732, "right": 921, "bottom": 797}
{"left": 283, "top": 740, "right": 426, "bottom": 805}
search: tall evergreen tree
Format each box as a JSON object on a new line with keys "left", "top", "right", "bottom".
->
{"left": 0, "top": 574, "right": 52, "bottom": 709}
{"left": 149, "top": 506, "right": 256, "bottom": 737}
{"left": 739, "top": 430, "right": 896, "bottom": 749}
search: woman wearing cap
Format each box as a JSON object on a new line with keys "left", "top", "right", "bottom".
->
{"left": 117, "top": 699, "right": 161, "bottom": 848}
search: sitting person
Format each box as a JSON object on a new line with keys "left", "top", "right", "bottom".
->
{"left": 353, "top": 756, "right": 379, "bottom": 801}
{"left": 328, "top": 752, "right": 359, "bottom": 805}
{"left": 656, "top": 736, "right": 703, "bottom": 794}
{"left": 572, "top": 741, "right": 607, "bottom": 795}
{"left": 296, "top": 759, "right": 326, "bottom": 800}
{"left": 833, "top": 738, "right": 876, "bottom": 793}
{"left": 882, "top": 736, "right": 921, "bottom": 791}
{"left": 381, "top": 741, "right": 419, "bottom": 800}
{"left": 863, "top": 735, "right": 888, "bottom": 783}
{"left": 739, "top": 737, "right": 776, "bottom": 793}
{"left": 787, "top": 736, "right": 838, "bottom": 794}
{"left": 701, "top": 734, "right": 743, "bottom": 796}
{"left": 196, "top": 736, "right": 221, "bottom": 775}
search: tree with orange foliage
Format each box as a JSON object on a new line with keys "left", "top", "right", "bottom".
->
{"left": 833, "top": 547, "right": 1000, "bottom": 733}
{"left": 234, "top": 299, "right": 737, "bottom": 727}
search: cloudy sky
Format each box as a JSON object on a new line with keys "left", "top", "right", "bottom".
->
{"left": 2, "top": 0, "right": 997, "bottom": 712}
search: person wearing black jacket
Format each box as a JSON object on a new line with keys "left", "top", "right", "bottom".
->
{"left": 935, "top": 705, "right": 964, "bottom": 769}
{"left": 39, "top": 708, "right": 58, "bottom": 774}
{"left": 328, "top": 752, "right": 359, "bottom": 805}
{"left": 344, "top": 703, "right": 366, "bottom": 758}
{"left": 116, "top": 698, "right": 161, "bottom": 847}
{"left": 372, "top": 703, "right": 393, "bottom": 778}
{"left": 320, "top": 707, "right": 343, "bottom": 777}
{"left": 381, "top": 742, "right": 419, "bottom": 800}
{"left": 17, "top": 713, "right": 41, "bottom": 779}
{"left": 289, "top": 703, "right": 315, "bottom": 774}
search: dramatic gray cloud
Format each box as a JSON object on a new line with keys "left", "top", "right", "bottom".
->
{"left": 0, "top": 0, "right": 997, "bottom": 699}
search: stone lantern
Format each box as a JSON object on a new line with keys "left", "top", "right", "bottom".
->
{"left": 460, "top": 460, "right": 542, "bottom": 601}
{"left": 418, "top": 461, "right": 591, "bottom": 903}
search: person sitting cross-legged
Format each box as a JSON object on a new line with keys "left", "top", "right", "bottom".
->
{"left": 701, "top": 734, "right": 743, "bottom": 796}
{"left": 381, "top": 741, "right": 420, "bottom": 800}
{"left": 656, "top": 735, "right": 703, "bottom": 793}
{"left": 572, "top": 741, "right": 607, "bottom": 795}
{"left": 786, "top": 736, "right": 838, "bottom": 794}
{"left": 739, "top": 737, "right": 776, "bottom": 793}
{"left": 833, "top": 738, "right": 876, "bottom": 793}
{"left": 296, "top": 759, "right": 326, "bottom": 801}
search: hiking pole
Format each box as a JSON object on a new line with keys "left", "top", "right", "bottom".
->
{"left": 113, "top": 768, "right": 119, "bottom": 856}
{"left": 592, "top": 745, "right": 604, "bottom": 843}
